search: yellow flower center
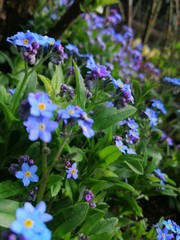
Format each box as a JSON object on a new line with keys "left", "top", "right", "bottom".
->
{"left": 68, "top": 109, "right": 74, "bottom": 114}
{"left": 49, "top": 41, "right": 54, "bottom": 45}
{"left": 118, "top": 83, "right": 123, "bottom": 87}
{"left": 118, "top": 145, "right": 122, "bottom": 149}
{"left": 25, "top": 171, "right": 31, "bottom": 177}
{"left": 24, "top": 219, "right": 34, "bottom": 228}
{"left": 131, "top": 125, "right": 134, "bottom": 129}
{"left": 38, "top": 103, "right": 46, "bottom": 110}
{"left": 39, "top": 123, "right": 46, "bottom": 131}
{"left": 71, "top": 169, "right": 76, "bottom": 174}
{"left": 23, "top": 39, "right": 29, "bottom": 44}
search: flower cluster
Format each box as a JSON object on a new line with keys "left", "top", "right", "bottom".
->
{"left": 114, "top": 135, "right": 136, "bottom": 155}
{"left": 83, "top": 189, "right": 96, "bottom": 208}
{"left": 23, "top": 92, "right": 58, "bottom": 143}
{"left": 57, "top": 105, "right": 95, "bottom": 138}
{"left": 9, "top": 155, "right": 39, "bottom": 187}
{"left": 60, "top": 83, "right": 75, "bottom": 101}
{"left": 6, "top": 30, "right": 64, "bottom": 65}
{"left": 155, "top": 219, "right": 180, "bottom": 240}
{"left": 10, "top": 201, "right": 52, "bottom": 240}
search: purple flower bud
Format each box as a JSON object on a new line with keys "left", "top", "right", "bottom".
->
{"left": 8, "top": 163, "right": 20, "bottom": 175}
{"left": 84, "top": 194, "right": 93, "bottom": 202}
{"left": 32, "top": 42, "right": 39, "bottom": 49}
{"left": 28, "top": 159, "right": 34, "bottom": 165}
{"left": 89, "top": 201, "right": 96, "bottom": 208}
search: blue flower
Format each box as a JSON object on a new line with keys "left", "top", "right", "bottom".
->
{"left": 163, "top": 220, "right": 176, "bottom": 233}
{"left": 127, "top": 148, "right": 136, "bottom": 154}
{"left": 154, "top": 169, "right": 167, "bottom": 182}
{"left": 24, "top": 116, "right": 58, "bottom": 143}
{"left": 28, "top": 92, "right": 58, "bottom": 118}
{"left": 144, "top": 107, "right": 158, "bottom": 127}
{"left": 163, "top": 77, "right": 180, "bottom": 86}
{"left": 58, "top": 105, "right": 82, "bottom": 122}
{"left": 115, "top": 140, "right": 128, "bottom": 154}
{"left": 151, "top": 99, "right": 167, "bottom": 114}
{"left": 127, "top": 119, "right": 139, "bottom": 130}
{"left": 10, "top": 202, "right": 52, "bottom": 240}
{"left": 66, "top": 43, "right": 79, "bottom": 55}
{"left": 78, "top": 120, "right": 95, "bottom": 138}
{"left": 156, "top": 227, "right": 174, "bottom": 240}
{"left": 15, "top": 163, "right": 39, "bottom": 187}
{"left": 7, "top": 31, "right": 36, "bottom": 47}
{"left": 66, "top": 163, "right": 78, "bottom": 179}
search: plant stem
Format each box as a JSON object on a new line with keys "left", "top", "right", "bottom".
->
{"left": 11, "top": 53, "right": 51, "bottom": 114}
{"left": 37, "top": 141, "right": 48, "bottom": 202}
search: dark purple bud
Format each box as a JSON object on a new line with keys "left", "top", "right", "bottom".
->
{"left": 89, "top": 201, "right": 96, "bottom": 208}
{"left": 8, "top": 163, "right": 20, "bottom": 175}
{"left": 84, "top": 194, "right": 92, "bottom": 202}
{"left": 32, "top": 42, "right": 39, "bottom": 49}
{"left": 28, "top": 159, "right": 34, "bottom": 165}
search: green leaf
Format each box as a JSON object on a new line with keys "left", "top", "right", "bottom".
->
{"left": 115, "top": 181, "right": 139, "bottom": 195}
{"left": 90, "top": 217, "right": 118, "bottom": 235}
{"left": 119, "top": 155, "right": 144, "bottom": 175}
{"left": 51, "top": 65, "right": 64, "bottom": 94}
{"left": 65, "top": 178, "right": 79, "bottom": 203}
{"left": 0, "top": 101, "right": 18, "bottom": 122}
{"left": 0, "top": 85, "right": 11, "bottom": 105}
{"left": 93, "top": 105, "right": 136, "bottom": 131}
{"left": 99, "top": 145, "right": 121, "bottom": 165}
{"left": 95, "top": 0, "right": 118, "bottom": 7}
{"left": 24, "top": 71, "right": 37, "bottom": 98}
{"left": 53, "top": 203, "right": 89, "bottom": 238}
{"left": 0, "top": 199, "right": 19, "bottom": 228}
{"left": 73, "top": 60, "right": 87, "bottom": 108}
{"left": 51, "top": 180, "right": 62, "bottom": 197}
{"left": 89, "top": 232, "right": 114, "bottom": 240}
{"left": 38, "top": 74, "right": 56, "bottom": 100}
{"left": 0, "top": 50, "right": 15, "bottom": 71}
{"left": 0, "top": 181, "right": 23, "bottom": 200}
{"left": 79, "top": 208, "right": 106, "bottom": 235}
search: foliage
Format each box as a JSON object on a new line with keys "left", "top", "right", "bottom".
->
{"left": 0, "top": 1, "right": 179, "bottom": 240}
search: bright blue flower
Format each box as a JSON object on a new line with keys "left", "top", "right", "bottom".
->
{"left": 163, "top": 77, "right": 180, "bottom": 86}
{"left": 144, "top": 107, "right": 158, "bottom": 127}
{"left": 7, "top": 31, "right": 36, "bottom": 47}
{"left": 163, "top": 220, "right": 176, "bottom": 233}
{"left": 115, "top": 140, "right": 128, "bottom": 154}
{"left": 58, "top": 105, "right": 82, "bottom": 122}
{"left": 127, "top": 119, "right": 139, "bottom": 130}
{"left": 156, "top": 227, "right": 174, "bottom": 240}
{"left": 66, "top": 162, "right": 78, "bottom": 179}
{"left": 78, "top": 120, "right": 95, "bottom": 138}
{"left": 10, "top": 202, "right": 52, "bottom": 240}
{"left": 126, "top": 129, "right": 139, "bottom": 144}
{"left": 28, "top": 92, "right": 58, "bottom": 118}
{"left": 15, "top": 163, "right": 39, "bottom": 186}
{"left": 24, "top": 201, "right": 52, "bottom": 223}
{"left": 151, "top": 99, "right": 167, "bottom": 114}
{"left": 24, "top": 116, "right": 58, "bottom": 143}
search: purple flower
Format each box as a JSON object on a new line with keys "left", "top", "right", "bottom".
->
{"left": 23, "top": 116, "right": 58, "bottom": 143}
{"left": 66, "top": 162, "right": 78, "bottom": 179}
{"left": 15, "top": 163, "right": 39, "bottom": 187}
{"left": 28, "top": 92, "right": 58, "bottom": 118}
{"left": 154, "top": 169, "right": 166, "bottom": 182}
{"left": 156, "top": 227, "right": 174, "bottom": 240}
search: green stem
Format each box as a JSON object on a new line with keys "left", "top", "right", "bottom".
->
{"left": 37, "top": 142, "right": 48, "bottom": 202}
{"left": 11, "top": 53, "right": 52, "bottom": 114}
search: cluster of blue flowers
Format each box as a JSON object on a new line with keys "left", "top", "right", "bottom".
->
{"left": 23, "top": 92, "right": 59, "bottom": 143}
{"left": 9, "top": 155, "right": 39, "bottom": 187}
{"left": 144, "top": 99, "right": 166, "bottom": 127}
{"left": 7, "top": 31, "right": 64, "bottom": 65}
{"left": 163, "top": 77, "right": 180, "bottom": 86}
{"left": 10, "top": 201, "right": 52, "bottom": 240}
{"left": 57, "top": 105, "right": 95, "bottom": 138}
{"left": 156, "top": 219, "right": 180, "bottom": 240}
{"left": 114, "top": 135, "right": 136, "bottom": 155}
